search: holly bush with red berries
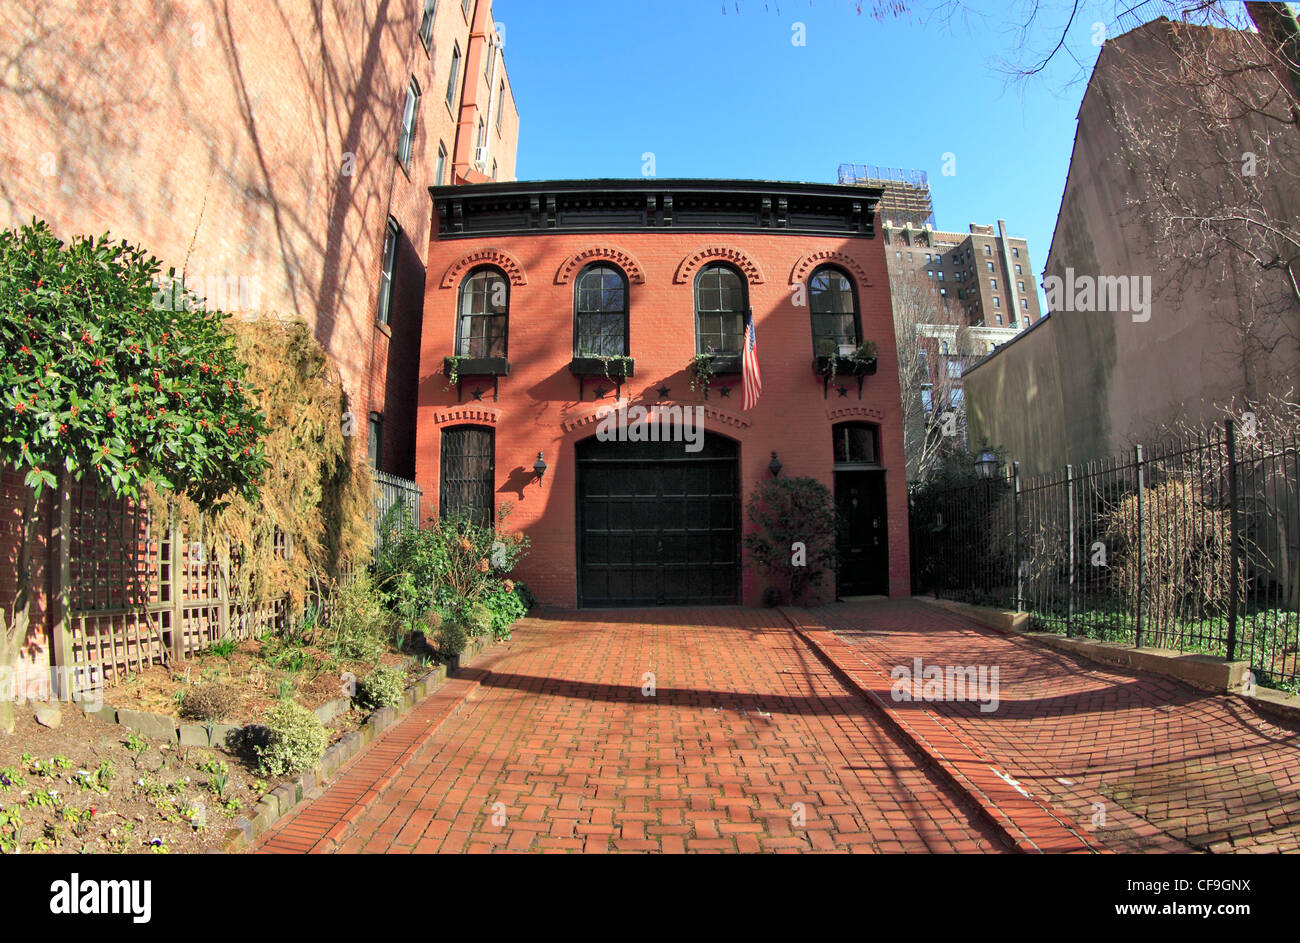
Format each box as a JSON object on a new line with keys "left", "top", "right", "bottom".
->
{"left": 0, "top": 220, "right": 268, "bottom": 506}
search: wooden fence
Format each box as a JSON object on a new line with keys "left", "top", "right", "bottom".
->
{"left": 8, "top": 466, "right": 419, "bottom": 692}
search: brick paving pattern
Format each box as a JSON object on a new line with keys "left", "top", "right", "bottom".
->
{"left": 258, "top": 608, "right": 1005, "bottom": 853}
{"left": 808, "top": 599, "right": 1300, "bottom": 853}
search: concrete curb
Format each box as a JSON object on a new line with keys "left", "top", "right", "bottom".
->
{"left": 778, "top": 606, "right": 1102, "bottom": 855}
{"left": 219, "top": 633, "right": 499, "bottom": 853}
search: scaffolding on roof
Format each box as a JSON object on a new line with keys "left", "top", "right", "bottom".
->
{"left": 836, "top": 164, "right": 936, "bottom": 230}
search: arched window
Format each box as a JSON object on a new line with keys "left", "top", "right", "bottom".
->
{"left": 573, "top": 263, "right": 629, "bottom": 356}
{"left": 809, "top": 265, "right": 860, "bottom": 356}
{"left": 456, "top": 266, "right": 508, "bottom": 358}
{"left": 694, "top": 263, "right": 746, "bottom": 355}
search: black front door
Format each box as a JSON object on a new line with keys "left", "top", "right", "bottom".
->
{"left": 576, "top": 433, "right": 739, "bottom": 606}
{"left": 835, "top": 469, "right": 888, "bottom": 595}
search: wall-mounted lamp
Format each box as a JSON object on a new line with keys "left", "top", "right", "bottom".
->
{"left": 533, "top": 451, "right": 548, "bottom": 484}
{"left": 768, "top": 451, "right": 783, "bottom": 478}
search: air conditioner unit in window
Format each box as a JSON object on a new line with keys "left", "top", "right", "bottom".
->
{"left": 474, "top": 146, "right": 490, "bottom": 169}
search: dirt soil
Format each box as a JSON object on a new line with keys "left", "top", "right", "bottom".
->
{"left": 108, "top": 637, "right": 423, "bottom": 724}
{"left": 0, "top": 705, "right": 284, "bottom": 854}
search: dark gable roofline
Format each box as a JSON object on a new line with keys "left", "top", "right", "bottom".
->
{"left": 430, "top": 178, "right": 883, "bottom": 240}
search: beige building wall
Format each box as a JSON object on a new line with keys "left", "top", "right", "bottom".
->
{"left": 966, "top": 19, "right": 1300, "bottom": 476}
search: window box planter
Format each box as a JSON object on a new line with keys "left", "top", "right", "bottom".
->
{"left": 570, "top": 355, "right": 634, "bottom": 401}
{"left": 812, "top": 354, "right": 878, "bottom": 378}
{"left": 689, "top": 352, "right": 741, "bottom": 399}
{"left": 813, "top": 342, "right": 879, "bottom": 399}
{"left": 444, "top": 356, "right": 510, "bottom": 379}
{"left": 444, "top": 356, "right": 510, "bottom": 402}
{"left": 569, "top": 356, "right": 635, "bottom": 378}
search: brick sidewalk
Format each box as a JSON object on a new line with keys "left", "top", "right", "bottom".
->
{"left": 805, "top": 599, "right": 1300, "bottom": 853}
{"left": 257, "top": 608, "right": 1006, "bottom": 853}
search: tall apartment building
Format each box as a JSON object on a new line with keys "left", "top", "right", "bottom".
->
{"left": 884, "top": 219, "right": 1041, "bottom": 339}
{"left": 840, "top": 166, "right": 1041, "bottom": 474}
{"left": 0, "top": 0, "right": 519, "bottom": 478}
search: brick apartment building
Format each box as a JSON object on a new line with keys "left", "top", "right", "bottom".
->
{"left": 417, "top": 179, "right": 910, "bottom": 607}
{"left": 0, "top": 0, "right": 519, "bottom": 478}
{"left": 0, "top": 0, "right": 517, "bottom": 689}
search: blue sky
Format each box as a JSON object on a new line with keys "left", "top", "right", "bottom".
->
{"left": 493, "top": 0, "right": 1113, "bottom": 298}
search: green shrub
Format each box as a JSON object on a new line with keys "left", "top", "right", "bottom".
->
{"left": 479, "top": 581, "right": 527, "bottom": 639}
{"left": 743, "top": 477, "right": 838, "bottom": 604}
{"left": 434, "top": 621, "right": 468, "bottom": 660}
{"left": 179, "top": 683, "right": 241, "bottom": 722}
{"left": 325, "top": 569, "right": 391, "bottom": 662}
{"left": 373, "top": 504, "right": 530, "bottom": 623}
{"left": 255, "top": 700, "right": 327, "bottom": 777}
{"left": 354, "top": 666, "right": 406, "bottom": 711}
{"left": 463, "top": 602, "right": 493, "bottom": 637}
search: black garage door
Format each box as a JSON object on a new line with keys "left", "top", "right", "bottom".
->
{"left": 576, "top": 432, "right": 739, "bottom": 606}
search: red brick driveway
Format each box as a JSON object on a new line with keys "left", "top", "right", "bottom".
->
{"left": 806, "top": 600, "right": 1300, "bottom": 853}
{"left": 258, "top": 607, "right": 1005, "bottom": 853}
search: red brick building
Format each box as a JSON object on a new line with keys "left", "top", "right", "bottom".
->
{"left": 416, "top": 179, "right": 909, "bottom": 607}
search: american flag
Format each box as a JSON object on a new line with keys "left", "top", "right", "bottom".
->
{"left": 741, "top": 308, "right": 762, "bottom": 410}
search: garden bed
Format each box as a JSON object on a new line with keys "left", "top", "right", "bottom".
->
{"left": 0, "top": 707, "right": 280, "bottom": 854}
{"left": 107, "top": 636, "right": 426, "bottom": 727}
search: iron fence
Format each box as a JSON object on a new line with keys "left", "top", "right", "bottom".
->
{"left": 373, "top": 468, "right": 422, "bottom": 550}
{"left": 910, "top": 420, "right": 1300, "bottom": 688}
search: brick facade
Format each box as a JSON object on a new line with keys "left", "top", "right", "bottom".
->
{"left": 0, "top": 0, "right": 518, "bottom": 478}
{"left": 0, "top": 0, "right": 518, "bottom": 684}
{"left": 416, "top": 181, "right": 910, "bottom": 608}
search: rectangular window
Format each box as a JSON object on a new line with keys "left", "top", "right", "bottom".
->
{"left": 989, "top": 278, "right": 997, "bottom": 289}
{"left": 986, "top": 261, "right": 995, "bottom": 272}
{"left": 441, "top": 426, "right": 494, "bottom": 526}
{"left": 925, "top": 253, "right": 931, "bottom": 262}
{"left": 995, "top": 314, "right": 1003, "bottom": 325}
{"left": 491, "top": 160, "right": 498, "bottom": 181}
{"left": 461, "top": 0, "right": 472, "bottom": 18}
{"left": 947, "top": 360, "right": 961, "bottom": 378}
{"left": 376, "top": 219, "right": 400, "bottom": 326}
{"left": 993, "top": 296, "right": 1001, "bottom": 307}
{"left": 496, "top": 80, "right": 505, "bottom": 132}
{"left": 950, "top": 388, "right": 964, "bottom": 408}
{"left": 937, "top": 271, "right": 944, "bottom": 281}
{"left": 1015, "top": 264, "right": 1023, "bottom": 274}
{"left": 445, "top": 44, "right": 461, "bottom": 110}
{"left": 921, "top": 385, "right": 933, "bottom": 412}
{"left": 1021, "top": 297, "right": 1028, "bottom": 309}
{"left": 419, "top": 0, "right": 437, "bottom": 48}
{"left": 1012, "top": 247, "right": 1020, "bottom": 257}
{"left": 397, "top": 78, "right": 420, "bottom": 169}
{"left": 435, "top": 141, "right": 447, "bottom": 185}
{"left": 367, "top": 413, "right": 383, "bottom": 468}
{"left": 983, "top": 245, "right": 992, "bottom": 255}
{"left": 927, "top": 270, "right": 934, "bottom": 278}
{"left": 1018, "top": 280, "right": 1025, "bottom": 291}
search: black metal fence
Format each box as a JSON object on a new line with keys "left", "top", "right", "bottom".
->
{"left": 373, "top": 469, "right": 422, "bottom": 550}
{"left": 910, "top": 420, "right": 1300, "bottom": 688}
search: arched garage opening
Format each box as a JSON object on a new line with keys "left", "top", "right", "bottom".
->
{"left": 575, "top": 430, "right": 740, "bottom": 606}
